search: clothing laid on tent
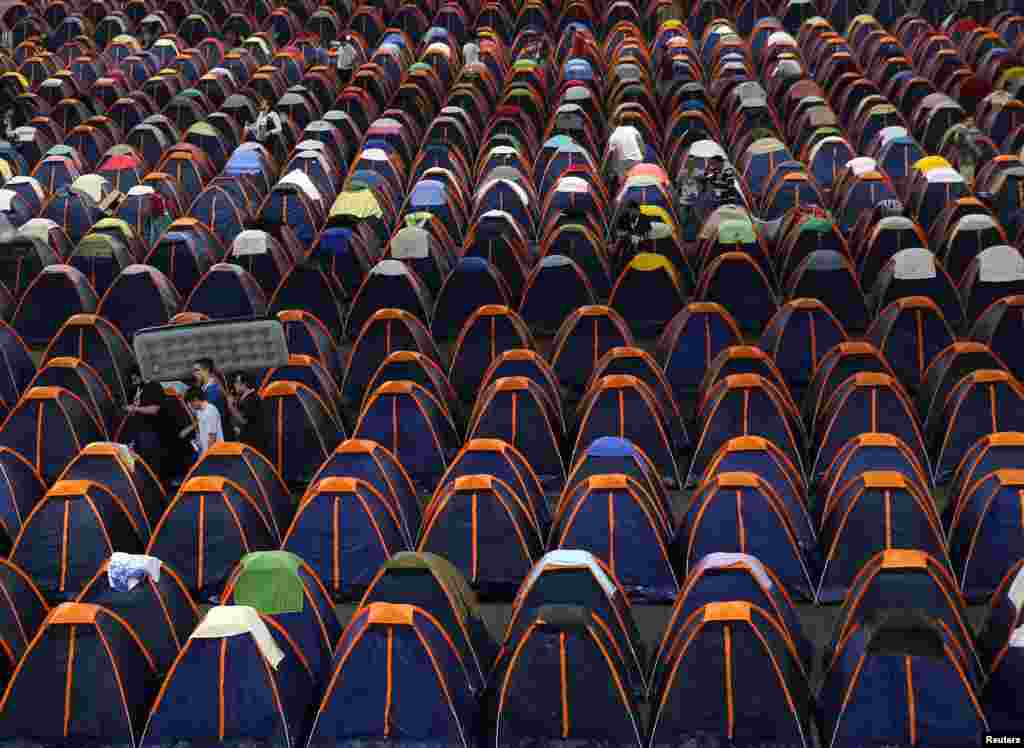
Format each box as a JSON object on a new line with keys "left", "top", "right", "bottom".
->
{"left": 550, "top": 474, "right": 677, "bottom": 602}
{"left": 11, "top": 479, "right": 144, "bottom": 602}
{"left": 145, "top": 476, "right": 276, "bottom": 600}
{"left": 142, "top": 605, "right": 316, "bottom": 748}
{"left": 77, "top": 553, "right": 199, "bottom": 675}
{"left": 221, "top": 550, "right": 341, "bottom": 683}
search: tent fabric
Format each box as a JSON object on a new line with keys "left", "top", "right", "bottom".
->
{"left": 307, "top": 603, "right": 478, "bottom": 748}
{"left": 58, "top": 441, "right": 165, "bottom": 542}
{"left": 447, "top": 305, "right": 534, "bottom": 401}
{"left": 358, "top": 551, "right": 496, "bottom": 688}
{"left": 658, "top": 303, "right": 743, "bottom": 405}
{"left": 355, "top": 380, "right": 458, "bottom": 491}
{"left": 0, "top": 386, "right": 106, "bottom": 483}
{"left": 282, "top": 477, "right": 409, "bottom": 600}
{"left": 0, "top": 602, "right": 159, "bottom": 746}
{"left": 820, "top": 611, "right": 987, "bottom": 747}
{"left": 817, "top": 471, "right": 950, "bottom": 603}
{"left": 342, "top": 308, "right": 442, "bottom": 408}
{"left": 223, "top": 550, "right": 341, "bottom": 682}
{"left": 308, "top": 439, "right": 421, "bottom": 547}
{"left": 419, "top": 475, "right": 542, "bottom": 598}
{"left": 143, "top": 603, "right": 315, "bottom": 748}
{"left": 0, "top": 557, "right": 48, "bottom": 681}
{"left": 493, "top": 604, "right": 644, "bottom": 748}
{"left": 13, "top": 264, "right": 99, "bottom": 346}
{"left": 551, "top": 474, "right": 677, "bottom": 602}
{"left": 664, "top": 551, "right": 812, "bottom": 669}
{"left": 146, "top": 476, "right": 276, "bottom": 601}
{"left": 469, "top": 376, "right": 566, "bottom": 489}
{"left": 830, "top": 549, "right": 980, "bottom": 679}
{"left": 550, "top": 305, "right": 635, "bottom": 395}
{"left": 949, "top": 470, "right": 1024, "bottom": 603}
{"left": 42, "top": 314, "right": 135, "bottom": 405}
{"left": 261, "top": 380, "right": 345, "bottom": 486}
{"left": 11, "top": 479, "right": 144, "bottom": 602}
{"left": 505, "top": 549, "right": 645, "bottom": 697}
{"left": 648, "top": 601, "right": 814, "bottom": 748}
{"left": 679, "top": 471, "right": 817, "bottom": 601}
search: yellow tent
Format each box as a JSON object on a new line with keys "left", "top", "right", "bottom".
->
{"left": 913, "top": 156, "right": 952, "bottom": 173}
{"left": 625, "top": 252, "right": 683, "bottom": 293}
{"left": 329, "top": 189, "right": 382, "bottom": 220}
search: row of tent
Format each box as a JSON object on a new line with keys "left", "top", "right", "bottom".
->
{"left": 0, "top": 391, "right": 1020, "bottom": 614}
{"left": 0, "top": 294, "right": 1021, "bottom": 495}
{"left": 0, "top": 541, "right": 1018, "bottom": 747}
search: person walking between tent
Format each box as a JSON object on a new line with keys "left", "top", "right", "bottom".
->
{"left": 608, "top": 121, "right": 645, "bottom": 193}
{"left": 125, "top": 365, "right": 187, "bottom": 481}
{"left": 192, "top": 358, "right": 227, "bottom": 417}
{"left": 245, "top": 99, "right": 283, "bottom": 144}
{"left": 226, "top": 371, "right": 268, "bottom": 457}
{"left": 184, "top": 386, "right": 224, "bottom": 456}
{"left": 614, "top": 201, "right": 654, "bottom": 277}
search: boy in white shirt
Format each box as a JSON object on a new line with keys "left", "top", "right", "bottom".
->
{"left": 185, "top": 386, "right": 224, "bottom": 455}
{"left": 608, "top": 124, "right": 645, "bottom": 186}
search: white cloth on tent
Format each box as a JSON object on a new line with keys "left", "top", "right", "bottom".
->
{"left": 523, "top": 550, "right": 617, "bottom": 597}
{"left": 279, "top": 170, "right": 322, "bottom": 203}
{"left": 692, "top": 552, "right": 774, "bottom": 589}
{"left": 1011, "top": 625, "right": 1024, "bottom": 648}
{"left": 1009, "top": 567, "right": 1024, "bottom": 612}
{"left": 233, "top": 230, "right": 269, "bottom": 256}
{"left": 390, "top": 227, "right": 430, "bottom": 259}
{"left": 892, "top": 248, "right": 936, "bottom": 280}
{"left": 978, "top": 245, "right": 1024, "bottom": 282}
{"left": 846, "top": 157, "right": 877, "bottom": 176}
{"left": 107, "top": 552, "right": 162, "bottom": 591}
{"left": 191, "top": 605, "right": 284, "bottom": 668}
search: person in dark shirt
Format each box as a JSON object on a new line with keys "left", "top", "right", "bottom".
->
{"left": 613, "top": 201, "right": 654, "bottom": 276}
{"left": 124, "top": 366, "right": 187, "bottom": 482}
{"left": 225, "top": 371, "right": 268, "bottom": 457}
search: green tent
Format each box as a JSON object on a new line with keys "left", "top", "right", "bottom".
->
{"left": 718, "top": 218, "right": 756, "bottom": 244}
{"left": 231, "top": 551, "right": 305, "bottom": 615}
